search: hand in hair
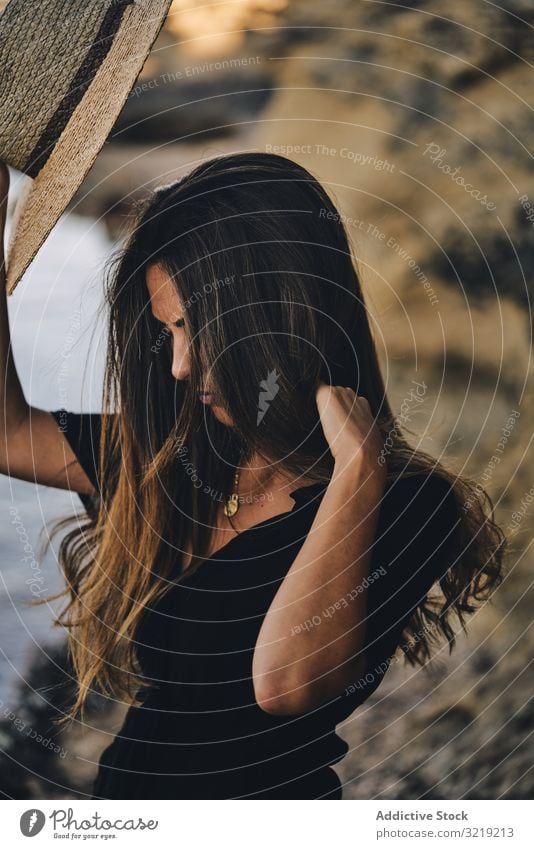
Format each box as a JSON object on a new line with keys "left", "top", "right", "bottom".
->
{"left": 315, "top": 381, "right": 385, "bottom": 486}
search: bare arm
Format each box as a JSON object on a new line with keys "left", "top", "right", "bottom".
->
{"left": 0, "top": 162, "right": 95, "bottom": 496}
{"left": 252, "top": 386, "right": 386, "bottom": 715}
{"left": 253, "top": 457, "right": 385, "bottom": 716}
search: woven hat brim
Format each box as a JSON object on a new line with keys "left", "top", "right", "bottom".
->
{"left": 5, "top": 0, "right": 173, "bottom": 294}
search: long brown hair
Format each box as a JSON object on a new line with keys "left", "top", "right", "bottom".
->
{"left": 44, "top": 152, "right": 506, "bottom": 724}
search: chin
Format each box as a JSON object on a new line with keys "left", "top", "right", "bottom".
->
{"left": 210, "top": 405, "right": 235, "bottom": 427}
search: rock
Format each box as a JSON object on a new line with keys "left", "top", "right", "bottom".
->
{"left": 0, "top": 641, "right": 124, "bottom": 799}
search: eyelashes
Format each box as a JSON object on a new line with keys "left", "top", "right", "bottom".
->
{"left": 160, "top": 319, "right": 185, "bottom": 329}
{"left": 150, "top": 315, "right": 187, "bottom": 353}
{"left": 152, "top": 317, "right": 185, "bottom": 331}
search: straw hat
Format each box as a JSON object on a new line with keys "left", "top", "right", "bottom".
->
{"left": 0, "top": 0, "right": 173, "bottom": 294}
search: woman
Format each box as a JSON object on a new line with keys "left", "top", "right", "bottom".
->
{"left": 0, "top": 153, "right": 505, "bottom": 800}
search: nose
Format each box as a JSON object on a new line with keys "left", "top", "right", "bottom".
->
{"left": 171, "top": 334, "right": 190, "bottom": 381}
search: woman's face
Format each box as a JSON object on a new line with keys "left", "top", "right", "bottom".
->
{"left": 145, "top": 263, "right": 234, "bottom": 426}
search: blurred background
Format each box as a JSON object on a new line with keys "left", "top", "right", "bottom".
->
{"left": 1, "top": 0, "right": 533, "bottom": 799}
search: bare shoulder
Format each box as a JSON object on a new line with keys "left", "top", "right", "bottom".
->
{"left": 0, "top": 406, "right": 96, "bottom": 495}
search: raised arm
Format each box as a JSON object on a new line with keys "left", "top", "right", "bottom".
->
{"left": 0, "top": 161, "right": 95, "bottom": 496}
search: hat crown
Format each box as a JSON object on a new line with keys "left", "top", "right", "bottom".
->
{"left": 1, "top": 0, "right": 172, "bottom": 295}
{"left": 0, "top": 0, "right": 135, "bottom": 175}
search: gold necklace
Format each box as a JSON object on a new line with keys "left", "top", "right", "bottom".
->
{"left": 223, "top": 462, "right": 277, "bottom": 519}
{"left": 224, "top": 467, "right": 240, "bottom": 518}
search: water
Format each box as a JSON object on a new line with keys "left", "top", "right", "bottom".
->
{"left": 0, "top": 170, "right": 109, "bottom": 704}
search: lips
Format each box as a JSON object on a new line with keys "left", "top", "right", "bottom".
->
{"left": 199, "top": 392, "right": 215, "bottom": 405}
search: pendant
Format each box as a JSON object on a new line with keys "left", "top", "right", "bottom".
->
{"left": 224, "top": 493, "right": 239, "bottom": 517}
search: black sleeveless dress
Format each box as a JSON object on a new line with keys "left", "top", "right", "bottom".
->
{"left": 51, "top": 409, "right": 459, "bottom": 800}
